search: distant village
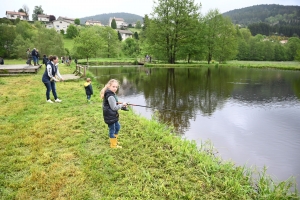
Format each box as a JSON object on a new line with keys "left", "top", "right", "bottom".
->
{"left": 5, "top": 11, "right": 141, "bottom": 41}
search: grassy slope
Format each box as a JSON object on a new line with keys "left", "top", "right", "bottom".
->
{"left": 0, "top": 64, "right": 298, "bottom": 199}
{"left": 63, "top": 37, "right": 74, "bottom": 51}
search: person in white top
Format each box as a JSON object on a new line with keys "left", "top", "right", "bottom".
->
{"left": 41, "top": 55, "right": 64, "bottom": 103}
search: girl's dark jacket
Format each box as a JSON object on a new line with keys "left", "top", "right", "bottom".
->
{"left": 103, "top": 89, "right": 120, "bottom": 125}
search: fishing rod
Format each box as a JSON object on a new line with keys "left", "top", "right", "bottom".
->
{"left": 118, "top": 102, "right": 186, "bottom": 112}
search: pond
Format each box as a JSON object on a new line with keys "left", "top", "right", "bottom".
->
{"left": 89, "top": 66, "right": 300, "bottom": 189}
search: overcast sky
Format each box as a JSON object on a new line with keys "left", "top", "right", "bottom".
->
{"left": 1, "top": 0, "right": 299, "bottom": 20}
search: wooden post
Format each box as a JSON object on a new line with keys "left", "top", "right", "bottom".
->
{"left": 83, "top": 66, "right": 86, "bottom": 77}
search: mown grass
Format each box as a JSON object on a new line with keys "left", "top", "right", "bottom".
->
{"left": 145, "top": 60, "right": 300, "bottom": 70}
{"left": 0, "top": 62, "right": 298, "bottom": 199}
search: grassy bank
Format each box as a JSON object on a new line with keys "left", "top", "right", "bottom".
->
{"left": 0, "top": 63, "right": 298, "bottom": 199}
{"left": 145, "top": 60, "right": 300, "bottom": 70}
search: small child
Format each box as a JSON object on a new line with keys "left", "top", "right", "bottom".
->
{"left": 84, "top": 78, "right": 93, "bottom": 103}
{"left": 100, "top": 79, "right": 127, "bottom": 148}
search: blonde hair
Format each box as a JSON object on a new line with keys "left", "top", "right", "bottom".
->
{"left": 100, "top": 79, "right": 119, "bottom": 99}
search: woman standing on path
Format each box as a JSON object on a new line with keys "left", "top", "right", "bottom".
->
{"left": 42, "top": 55, "right": 64, "bottom": 103}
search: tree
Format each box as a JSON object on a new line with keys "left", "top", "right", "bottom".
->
{"left": 66, "top": 24, "right": 79, "bottom": 38}
{"left": 22, "top": 5, "right": 30, "bottom": 20}
{"left": 74, "top": 18, "right": 80, "bottom": 25}
{"left": 15, "top": 21, "right": 34, "bottom": 40}
{"left": 145, "top": 0, "right": 202, "bottom": 64}
{"left": 111, "top": 19, "right": 117, "bottom": 29}
{"left": 49, "top": 15, "right": 56, "bottom": 22}
{"left": 135, "top": 20, "right": 142, "bottom": 29}
{"left": 18, "top": 8, "right": 24, "bottom": 12}
{"left": 117, "top": 31, "right": 122, "bottom": 41}
{"left": 0, "top": 24, "right": 17, "bottom": 58}
{"left": 286, "top": 37, "right": 300, "bottom": 60}
{"left": 122, "top": 38, "right": 139, "bottom": 57}
{"left": 60, "top": 29, "right": 65, "bottom": 34}
{"left": 11, "top": 35, "right": 32, "bottom": 59}
{"left": 203, "top": 9, "right": 224, "bottom": 63}
{"left": 98, "top": 26, "right": 120, "bottom": 58}
{"left": 73, "top": 28, "right": 103, "bottom": 63}
{"left": 134, "top": 32, "right": 139, "bottom": 40}
{"left": 32, "top": 5, "right": 44, "bottom": 21}
{"left": 214, "top": 16, "right": 238, "bottom": 63}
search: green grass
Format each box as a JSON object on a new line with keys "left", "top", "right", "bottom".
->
{"left": 145, "top": 60, "right": 300, "bottom": 70}
{"left": 128, "top": 28, "right": 142, "bottom": 34}
{"left": 63, "top": 37, "right": 74, "bottom": 51}
{"left": 0, "top": 62, "right": 298, "bottom": 199}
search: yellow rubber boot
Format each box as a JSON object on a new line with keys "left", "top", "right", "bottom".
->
{"left": 114, "top": 134, "right": 121, "bottom": 144}
{"left": 110, "top": 138, "right": 122, "bottom": 148}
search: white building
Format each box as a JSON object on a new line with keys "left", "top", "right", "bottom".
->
{"left": 5, "top": 11, "right": 29, "bottom": 20}
{"left": 85, "top": 20, "right": 102, "bottom": 26}
{"left": 118, "top": 30, "right": 133, "bottom": 41}
{"left": 108, "top": 17, "right": 127, "bottom": 29}
{"left": 46, "top": 16, "right": 75, "bottom": 33}
{"left": 38, "top": 14, "right": 50, "bottom": 22}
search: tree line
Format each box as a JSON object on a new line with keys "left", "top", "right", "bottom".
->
{"left": 1, "top": 0, "right": 300, "bottom": 64}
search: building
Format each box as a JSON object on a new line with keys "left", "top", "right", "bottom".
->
{"left": 118, "top": 30, "right": 133, "bottom": 41}
{"left": 5, "top": 11, "right": 29, "bottom": 20}
{"left": 85, "top": 20, "right": 102, "bottom": 26}
{"left": 108, "top": 17, "right": 127, "bottom": 29}
{"left": 57, "top": 16, "right": 75, "bottom": 24}
{"left": 46, "top": 16, "right": 75, "bottom": 33}
{"left": 38, "top": 14, "right": 50, "bottom": 22}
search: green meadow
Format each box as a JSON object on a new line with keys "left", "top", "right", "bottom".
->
{"left": 0, "top": 63, "right": 298, "bottom": 199}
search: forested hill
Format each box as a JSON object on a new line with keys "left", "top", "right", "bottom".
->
{"left": 223, "top": 4, "right": 300, "bottom": 37}
{"left": 223, "top": 4, "right": 300, "bottom": 26}
{"left": 80, "top": 12, "right": 143, "bottom": 25}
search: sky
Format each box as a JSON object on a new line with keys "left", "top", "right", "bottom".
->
{"left": 1, "top": 0, "right": 300, "bottom": 21}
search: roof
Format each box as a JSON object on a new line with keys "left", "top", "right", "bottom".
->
{"left": 110, "top": 17, "right": 124, "bottom": 21}
{"left": 6, "top": 11, "right": 28, "bottom": 16}
{"left": 58, "top": 16, "right": 75, "bottom": 21}
{"left": 118, "top": 30, "right": 133, "bottom": 35}
{"left": 86, "top": 20, "right": 101, "bottom": 23}
{"left": 38, "top": 14, "right": 50, "bottom": 18}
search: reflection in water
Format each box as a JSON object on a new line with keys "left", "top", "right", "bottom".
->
{"left": 89, "top": 66, "right": 300, "bottom": 189}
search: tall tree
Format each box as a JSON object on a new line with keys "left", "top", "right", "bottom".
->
{"left": 214, "top": 16, "right": 238, "bottom": 63}
{"left": 145, "top": 0, "right": 202, "bottom": 64}
{"left": 98, "top": 26, "right": 120, "bottom": 58}
{"left": 117, "top": 31, "right": 122, "bottom": 41}
{"left": 203, "top": 9, "right": 224, "bottom": 64}
{"left": 73, "top": 28, "right": 103, "bottom": 63}
{"left": 22, "top": 5, "right": 30, "bottom": 20}
{"left": 32, "top": 5, "right": 44, "bottom": 21}
{"left": 18, "top": 8, "right": 24, "bottom": 13}
{"left": 111, "top": 19, "right": 117, "bottom": 29}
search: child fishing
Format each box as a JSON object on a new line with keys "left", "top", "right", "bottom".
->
{"left": 100, "top": 79, "right": 128, "bottom": 148}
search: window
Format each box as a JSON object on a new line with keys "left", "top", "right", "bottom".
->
{"left": 60, "top": 21, "right": 62, "bottom": 23}
{"left": 56, "top": 25, "right": 59, "bottom": 28}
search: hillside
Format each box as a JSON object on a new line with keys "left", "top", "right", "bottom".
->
{"left": 80, "top": 12, "right": 143, "bottom": 25}
{"left": 223, "top": 4, "right": 300, "bottom": 36}
{"left": 223, "top": 4, "right": 300, "bottom": 26}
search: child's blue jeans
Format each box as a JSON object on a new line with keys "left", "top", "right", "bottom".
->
{"left": 108, "top": 121, "right": 120, "bottom": 138}
{"left": 87, "top": 95, "right": 91, "bottom": 100}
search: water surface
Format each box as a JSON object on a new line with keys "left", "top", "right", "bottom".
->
{"left": 90, "top": 66, "right": 300, "bottom": 189}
